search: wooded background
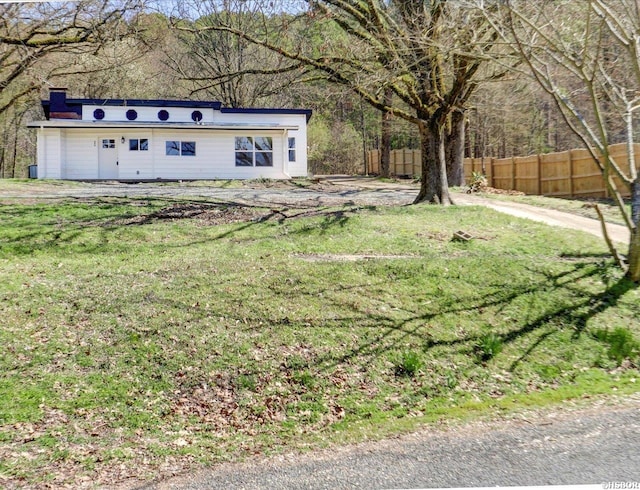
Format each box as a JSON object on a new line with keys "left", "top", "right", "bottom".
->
{"left": 0, "top": 1, "right": 609, "bottom": 179}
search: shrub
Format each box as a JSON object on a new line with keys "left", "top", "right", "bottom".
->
{"left": 466, "top": 172, "right": 488, "bottom": 193}
{"left": 307, "top": 117, "right": 363, "bottom": 175}
{"left": 476, "top": 333, "right": 504, "bottom": 362}
{"left": 394, "top": 350, "right": 423, "bottom": 377}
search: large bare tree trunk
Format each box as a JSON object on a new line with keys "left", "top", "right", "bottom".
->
{"left": 415, "top": 123, "right": 453, "bottom": 204}
{"left": 628, "top": 229, "right": 640, "bottom": 282}
{"left": 628, "top": 181, "right": 640, "bottom": 281}
{"left": 446, "top": 109, "right": 465, "bottom": 186}
{"left": 380, "top": 88, "right": 393, "bottom": 178}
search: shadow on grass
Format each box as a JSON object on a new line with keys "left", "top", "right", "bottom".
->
{"left": 0, "top": 197, "right": 372, "bottom": 257}
{"left": 3, "top": 195, "right": 636, "bottom": 381}
{"left": 301, "top": 259, "right": 638, "bottom": 374}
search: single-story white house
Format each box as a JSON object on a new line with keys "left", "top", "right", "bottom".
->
{"left": 28, "top": 88, "right": 311, "bottom": 180}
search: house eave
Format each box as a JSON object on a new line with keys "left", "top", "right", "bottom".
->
{"left": 27, "top": 121, "right": 300, "bottom": 131}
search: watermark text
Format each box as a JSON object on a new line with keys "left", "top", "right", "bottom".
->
{"left": 603, "top": 483, "right": 640, "bottom": 489}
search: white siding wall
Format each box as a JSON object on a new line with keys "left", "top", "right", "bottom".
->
{"left": 37, "top": 117, "right": 308, "bottom": 180}
{"left": 38, "top": 129, "right": 62, "bottom": 179}
{"left": 82, "top": 105, "right": 216, "bottom": 123}
{"left": 119, "top": 133, "right": 154, "bottom": 179}
{"left": 150, "top": 129, "right": 288, "bottom": 180}
{"left": 36, "top": 129, "right": 47, "bottom": 178}
{"left": 286, "top": 125, "right": 308, "bottom": 177}
{"left": 215, "top": 112, "right": 303, "bottom": 125}
{"left": 216, "top": 113, "right": 308, "bottom": 177}
{"left": 62, "top": 130, "right": 100, "bottom": 179}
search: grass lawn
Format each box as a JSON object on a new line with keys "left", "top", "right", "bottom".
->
{"left": 0, "top": 190, "right": 639, "bottom": 487}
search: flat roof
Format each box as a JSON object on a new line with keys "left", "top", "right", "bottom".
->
{"left": 221, "top": 107, "right": 313, "bottom": 122}
{"left": 27, "top": 120, "right": 300, "bottom": 130}
{"left": 44, "top": 98, "right": 223, "bottom": 110}
{"left": 41, "top": 91, "right": 312, "bottom": 122}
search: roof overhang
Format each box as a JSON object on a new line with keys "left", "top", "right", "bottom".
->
{"left": 221, "top": 107, "right": 313, "bottom": 122}
{"left": 27, "top": 120, "right": 300, "bottom": 131}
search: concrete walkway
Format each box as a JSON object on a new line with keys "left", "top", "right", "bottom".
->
{"left": 454, "top": 193, "right": 630, "bottom": 245}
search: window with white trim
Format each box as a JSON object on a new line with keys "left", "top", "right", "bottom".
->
{"left": 288, "top": 137, "right": 296, "bottom": 162}
{"left": 235, "top": 136, "right": 273, "bottom": 167}
{"left": 166, "top": 141, "right": 196, "bottom": 156}
{"left": 129, "top": 138, "right": 149, "bottom": 151}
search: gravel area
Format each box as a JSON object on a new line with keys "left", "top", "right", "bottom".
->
{"left": 0, "top": 179, "right": 417, "bottom": 207}
{"left": 1, "top": 176, "right": 628, "bottom": 243}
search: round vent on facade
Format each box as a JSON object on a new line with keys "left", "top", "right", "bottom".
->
{"left": 126, "top": 109, "right": 138, "bottom": 121}
{"left": 93, "top": 108, "right": 105, "bottom": 120}
{"left": 191, "top": 110, "right": 203, "bottom": 122}
{"left": 158, "top": 109, "right": 169, "bottom": 121}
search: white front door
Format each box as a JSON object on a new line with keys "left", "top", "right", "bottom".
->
{"left": 98, "top": 138, "right": 118, "bottom": 179}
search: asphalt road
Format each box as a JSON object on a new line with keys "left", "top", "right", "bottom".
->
{"left": 142, "top": 403, "right": 640, "bottom": 489}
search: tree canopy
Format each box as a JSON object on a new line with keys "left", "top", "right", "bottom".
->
{"left": 480, "top": 0, "right": 640, "bottom": 280}
{"left": 170, "top": 0, "right": 506, "bottom": 203}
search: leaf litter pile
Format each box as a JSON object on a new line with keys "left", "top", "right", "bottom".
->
{"left": 114, "top": 202, "right": 269, "bottom": 226}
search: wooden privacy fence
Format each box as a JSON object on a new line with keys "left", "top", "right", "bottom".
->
{"left": 367, "top": 143, "right": 640, "bottom": 198}
{"left": 367, "top": 149, "right": 421, "bottom": 177}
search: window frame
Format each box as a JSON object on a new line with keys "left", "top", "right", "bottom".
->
{"left": 129, "top": 138, "right": 149, "bottom": 151}
{"left": 181, "top": 141, "right": 196, "bottom": 156}
{"left": 166, "top": 140, "right": 196, "bottom": 157}
{"left": 235, "top": 136, "right": 274, "bottom": 167}
{"left": 288, "top": 137, "right": 296, "bottom": 162}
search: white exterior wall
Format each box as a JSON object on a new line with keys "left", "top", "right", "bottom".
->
{"left": 286, "top": 126, "right": 308, "bottom": 177}
{"left": 82, "top": 105, "right": 216, "bottom": 123}
{"left": 150, "top": 129, "right": 289, "bottom": 180}
{"left": 40, "top": 128, "right": 297, "bottom": 180}
{"left": 215, "top": 112, "right": 309, "bottom": 177}
{"left": 62, "top": 130, "right": 100, "bottom": 179}
{"left": 35, "top": 105, "right": 309, "bottom": 180}
{"left": 36, "top": 128, "right": 63, "bottom": 179}
{"left": 119, "top": 132, "right": 154, "bottom": 179}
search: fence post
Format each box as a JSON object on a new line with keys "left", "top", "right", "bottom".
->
{"left": 404, "top": 149, "right": 409, "bottom": 176}
{"left": 391, "top": 150, "right": 396, "bottom": 175}
{"left": 568, "top": 149, "right": 574, "bottom": 198}
{"left": 536, "top": 154, "right": 542, "bottom": 195}
{"left": 511, "top": 157, "right": 516, "bottom": 191}
{"left": 490, "top": 158, "right": 495, "bottom": 188}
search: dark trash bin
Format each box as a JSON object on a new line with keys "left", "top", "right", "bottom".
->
{"left": 28, "top": 165, "right": 37, "bottom": 179}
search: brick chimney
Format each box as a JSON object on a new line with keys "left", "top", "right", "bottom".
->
{"left": 49, "top": 88, "right": 80, "bottom": 119}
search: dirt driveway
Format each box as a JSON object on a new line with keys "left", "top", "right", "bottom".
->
{"left": 0, "top": 176, "right": 629, "bottom": 243}
{"left": 0, "top": 178, "right": 416, "bottom": 207}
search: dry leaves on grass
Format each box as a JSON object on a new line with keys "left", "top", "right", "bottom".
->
{"left": 114, "top": 203, "right": 269, "bottom": 226}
